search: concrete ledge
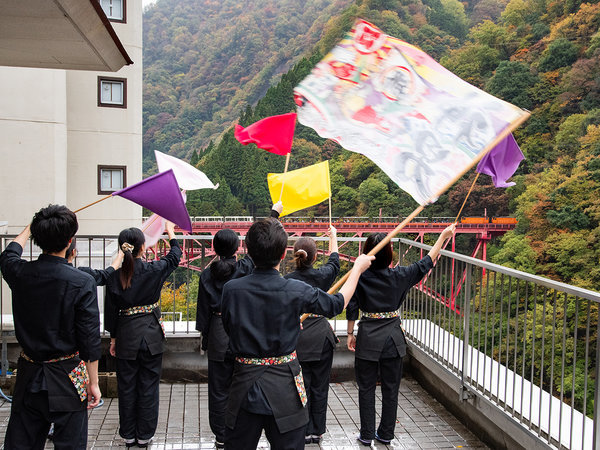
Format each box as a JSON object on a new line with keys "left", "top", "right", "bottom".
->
{"left": 407, "top": 344, "right": 552, "bottom": 450}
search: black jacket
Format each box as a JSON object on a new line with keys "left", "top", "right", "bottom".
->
{"left": 222, "top": 268, "right": 344, "bottom": 432}
{"left": 0, "top": 242, "right": 100, "bottom": 411}
{"left": 105, "top": 239, "right": 181, "bottom": 359}
{"left": 284, "top": 253, "right": 340, "bottom": 361}
{"left": 195, "top": 255, "right": 254, "bottom": 360}
{"left": 347, "top": 256, "right": 433, "bottom": 360}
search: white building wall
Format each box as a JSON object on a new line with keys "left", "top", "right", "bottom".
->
{"left": 0, "top": 0, "right": 142, "bottom": 236}
{"left": 67, "top": 0, "right": 143, "bottom": 235}
{"left": 0, "top": 68, "right": 68, "bottom": 233}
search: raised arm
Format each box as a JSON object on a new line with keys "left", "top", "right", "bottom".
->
{"left": 13, "top": 224, "right": 31, "bottom": 249}
{"left": 328, "top": 225, "right": 338, "bottom": 254}
{"left": 78, "top": 250, "right": 124, "bottom": 286}
{"left": 338, "top": 254, "right": 374, "bottom": 309}
{"left": 427, "top": 224, "right": 456, "bottom": 261}
{"left": 0, "top": 225, "right": 30, "bottom": 283}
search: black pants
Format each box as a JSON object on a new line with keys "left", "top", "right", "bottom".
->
{"left": 225, "top": 407, "right": 305, "bottom": 450}
{"left": 116, "top": 340, "right": 163, "bottom": 441}
{"left": 4, "top": 390, "right": 87, "bottom": 449}
{"left": 208, "top": 357, "right": 234, "bottom": 442}
{"left": 355, "top": 355, "right": 403, "bottom": 441}
{"left": 300, "top": 342, "right": 333, "bottom": 436}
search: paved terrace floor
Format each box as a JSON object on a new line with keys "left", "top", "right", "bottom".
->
{"left": 0, "top": 377, "right": 487, "bottom": 449}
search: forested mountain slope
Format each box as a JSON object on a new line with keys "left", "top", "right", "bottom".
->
{"left": 146, "top": 0, "right": 600, "bottom": 290}
{"left": 143, "top": 0, "right": 353, "bottom": 169}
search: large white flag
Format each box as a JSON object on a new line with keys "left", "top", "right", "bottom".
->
{"left": 294, "top": 20, "right": 528, "bottom": 205}
{"left": 154, "top": 150, "right": 218, "bottom": 191}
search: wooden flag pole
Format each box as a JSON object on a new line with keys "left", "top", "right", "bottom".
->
{"left": 278, "top": 153, "right": 291, "bottom": 202}
{"left": 142, "top": 214, "right": 161, "bottom": 232}
{"left": 73, "top": 194, "right": 112, "bottom": 213}
{"left": 329, "top": 196, "right": 332, "bottom": 226}
{"left": 453, "top": 172, "right": 481, "bottom": 224}
{"left": 300, "top": 111, "right": 530, "bottom": 322}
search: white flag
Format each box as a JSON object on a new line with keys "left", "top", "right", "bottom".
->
{"left": 294, "top": 20, "right": 528, "bottom": 205}
{"left": 154, "top": 150, "right": 218, "bottom": 191}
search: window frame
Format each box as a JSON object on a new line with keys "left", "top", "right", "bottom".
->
{"left": 99, "top": 0, "right": 126, "bottom": 23}
{"left": 97, "top": 76, "right": 127, "bottom": 109}
{"left": 98, "top": 165, "right": 127, "bottom": 195}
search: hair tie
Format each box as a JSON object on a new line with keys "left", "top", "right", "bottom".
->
{"left": 295, "top": 249, "right": 308, "bottom": 258}
{"left": 121, "top": 242, "right": 134, "bottom": 253}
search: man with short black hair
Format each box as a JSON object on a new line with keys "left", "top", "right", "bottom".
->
{"left": 0, "top": 204, "right": 101, "bottom": 449}
{"left": 221, "top": 209, "right": 374, "bottom": 450}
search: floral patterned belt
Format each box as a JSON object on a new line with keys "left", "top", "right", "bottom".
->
{"left": 304, "top": 313, "right": 322, "bottom": 319}
{"left": 361, "top": 310, "right": 400, "bottom": 319}
{"left": 120, "top": 301, "right": 165, "bottom": 338}
{"left": 21, "top": 351, "right": 79, "bottom": 364}
{"left": 120, "top": 301, "right": 160, "bottom": 316}
{"left": 235, "top": 350, "right": 297, "bottom": 365}
{"left": 235, "top": 350, "right": 307, "bottom": 407}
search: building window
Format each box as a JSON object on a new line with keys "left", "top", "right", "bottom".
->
{"left": 98, "top": 77, "right": 127, "bottom": 108}
{"left": 99, "top": 0, "right": 126, "bottom": 22}
{"left": 98, "top": 166, "right": 126, "bottom": 195}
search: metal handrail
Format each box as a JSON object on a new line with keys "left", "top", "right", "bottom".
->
{"left": 2, "top": 233, "right": 598, "bottom": 449}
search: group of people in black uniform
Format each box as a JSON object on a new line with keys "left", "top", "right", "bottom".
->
{"left": 0, "top": 202, "right": 454, "bottom": 449}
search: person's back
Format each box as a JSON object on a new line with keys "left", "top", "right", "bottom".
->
{"left": 4, "top": 253, "right": 98, "bottom": 362}
{"left": 195, "top": 229, "right": 254, "bottom": 449}
{"left": 282, "top": 231, "right": 340, "bottom": 445}
{"left": 104, "top": 223, "right": 181, "bottom": 448}
{"left": 221, "top": 217, "right": 374, "bottom": 450}
{"left": 0, "top": 204, "right": 101, "bottom": 449}
{"left": 224, "top": 272, "right": 340, "bottom": 357}
{"left": 346, "top": 226, "right": 455, "bottom": 447}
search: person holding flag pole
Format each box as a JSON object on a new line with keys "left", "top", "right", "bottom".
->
{"left": 289, "top": 17, "right": 531, "bottom": 446}
{"left": 284, "top": 226, "right": 340, "bottom": 445}
{"left": 347, "top": 224, "right": 455, "bottom": 446}
{"left": 195, "top": 202, "right": 283, "bottom": 449}
{"left": 104, "top": 221, "right": 182, "bottom": 448}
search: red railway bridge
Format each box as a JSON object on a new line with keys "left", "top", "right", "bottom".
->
{"left": 148, "top": 216, "right": 517, "bottom": 316}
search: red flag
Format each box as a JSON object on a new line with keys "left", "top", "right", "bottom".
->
{"left": 234, "top": 113, "right": 297, "bottom": 155}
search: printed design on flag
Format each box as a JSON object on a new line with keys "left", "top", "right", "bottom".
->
{"left": 294, "top": 20, "right": 527, "bottom": 205}
{"left": 68, "top": 360, "right": 89, "bottom": 402}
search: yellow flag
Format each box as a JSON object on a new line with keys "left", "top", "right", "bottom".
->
{"left": 268, "top": 161, "right": 331, "bottom": 217}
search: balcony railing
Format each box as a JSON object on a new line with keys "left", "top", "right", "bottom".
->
{"left": 1, "top": 234, "right": 599, "bottom": 449}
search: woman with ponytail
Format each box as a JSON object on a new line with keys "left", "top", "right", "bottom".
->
{"left": 105, "top": 221, "right": 181, "bottom": 448}
{"left": 347, "top": 224, "right": 456, "bottom": 446}
{"left": 283, "top": 225, "right": 340, "bottom": 445}
{"left": 195, "top": 229, "right": 254, "bottom": 449}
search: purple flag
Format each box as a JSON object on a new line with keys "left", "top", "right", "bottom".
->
{"left": 113, "top": 170, "right": 192, "bottom": 232}
{"left": 476, "top": 133, "right": 524, "bottom": 187}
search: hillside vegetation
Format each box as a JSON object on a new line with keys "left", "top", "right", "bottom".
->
{"left": 143, "top": 0, "right": 353, "bottom": 169}
{"left": 149, "top": 0, "right": 600, "bottom": 411}
{"left": 182, "top": 0, "right": 600, "bottom": 292}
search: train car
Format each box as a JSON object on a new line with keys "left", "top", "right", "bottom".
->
{"left": 460, "top": 217, "right": 489, "bottom": 224}
{"left": 224, "top": 216, "right": 253, "bottom": 222}
{"left": 192, "top": 216, "right": 224, "bottom": 222}
{"left": 491, "top": 217, "right": 518, "bottom": 224}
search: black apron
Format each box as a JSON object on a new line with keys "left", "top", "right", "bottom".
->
{"left": 226, "top": 359, "right": 308, "bottom": 434}
{"left": 12, "top": 356, "right": 86, "bottom": 413}
{"left": 355, "top": 317, "right": 406, "bottom": 361}
{"left": 296, "top": 316, "right": 338, "bottom": 362}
